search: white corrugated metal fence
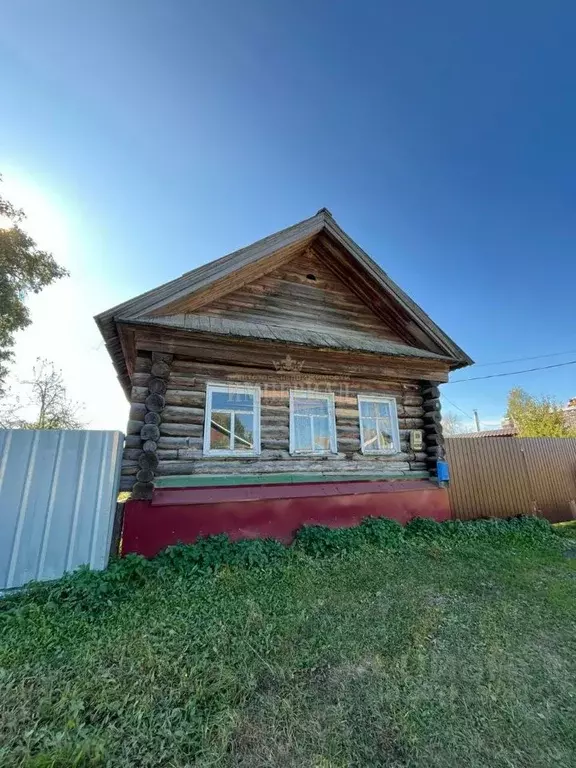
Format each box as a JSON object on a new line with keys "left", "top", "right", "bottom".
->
{"left": 0, "top": 430, "right": 123, "bottom": 590}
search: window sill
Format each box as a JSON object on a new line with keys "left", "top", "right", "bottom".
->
{"left": 289, "top": 451, "right": 337, "bottom": 457}
{"left": 203, "top": 451, "right": 261, "bottom": 458}
{"left": 360, "top": 450, "right": 401, "bottom": 456}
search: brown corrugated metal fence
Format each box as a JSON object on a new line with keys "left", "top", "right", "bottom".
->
{"left": 445, "top": 437, "right": 576, "bottom": 522}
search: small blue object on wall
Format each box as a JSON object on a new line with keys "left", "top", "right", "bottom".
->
{"left": 437, "top": 460, "right": 450, "bottom": 483}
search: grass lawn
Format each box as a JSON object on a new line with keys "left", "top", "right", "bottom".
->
{"left": 1, "top": 524, "right": 576, "bottom": 767}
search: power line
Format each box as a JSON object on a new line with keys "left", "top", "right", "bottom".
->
{"left": 442, "top": 395, "right": 474, "bottom": 420}
{"left": 448, "top": 359, "right": 576, "bottom": 384}
{"left": 472, "top": 348, "right": 576, "bottom": 369}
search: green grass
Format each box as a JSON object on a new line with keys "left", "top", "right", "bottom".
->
{"left": 554, "top": 519, "right": 576, "bottom": 538}
{"left": 1, "top": 523, "right": 576, "bottom": 767}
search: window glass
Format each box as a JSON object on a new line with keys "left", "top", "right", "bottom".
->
{"left": 290, "top": 393, "right": 336, "bottom": 453}
{"left": 234, "top": 413, "right": 254, "bottom": 451}
{"left": 211, "top": 391, "right": 254, "bottom": 411}
{"left": 360, "top": 418, "right": 379, "bottom": 452}
{"left": 204, "top": 385, "right": 259, "bottom": 454}
{"left": 358, "top": 396, "right": 399, "bottom": 454}
{"left": 294, "top": 414, "right": 312, "bottom": 449}
{"left": 293, "top": 397, "right": 329, "bottom": 417}
{"left": 359, "top": 399, "right": 389, "bottom": 419}
{"left": 210, "top": 412, "right": 232, "bottom": 450}
{"left": 313, "top": 416, "right": 331, "bottom": 451}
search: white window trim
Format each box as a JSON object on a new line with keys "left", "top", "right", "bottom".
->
{"left": 289, "top": 390, "right": 337, "bottom": 455}
{"left": 203, "top": 383, "right": 261, "bottom": 457}
{"left": 357, "top": 394, "right": 401, "bottom": 455}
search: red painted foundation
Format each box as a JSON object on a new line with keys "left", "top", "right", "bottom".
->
{"left": 122, "top": 479, "right": 451, "bottom": 558}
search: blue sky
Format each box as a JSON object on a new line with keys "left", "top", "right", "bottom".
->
{"left": 1, "top": 1, "right": 575, "bottom": 429}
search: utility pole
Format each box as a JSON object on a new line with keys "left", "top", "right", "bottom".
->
{"left": 473, "top": 409, "right": 481, "bottom": 433}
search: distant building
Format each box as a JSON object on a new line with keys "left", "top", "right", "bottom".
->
{"left": 450, "top": 401, "right": 576, "bottom": 437}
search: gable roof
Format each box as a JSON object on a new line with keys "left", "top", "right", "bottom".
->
{"left": 96, "top": 208, "right": 473, "bottom": 394}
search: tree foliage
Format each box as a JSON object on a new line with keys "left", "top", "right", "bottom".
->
{"left": 442, "top": 411, "right": 472, "bottom": 435}
{"left": 0, "top": 175, "right": 69, "bottom": 389}
{"left": 0, "top": 358, "right": 84, "bottom": 430}
{"left": 506, "top": 387, "right": 575, "bottom": 438}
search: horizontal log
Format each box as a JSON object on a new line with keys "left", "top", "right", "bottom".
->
{"left": 144, "top": 411, "right": 162, "bottom": 426}
{"left": 261, "top": 425, "right": 289, "bottom": 437}
{"left": 129, "top": 403, "right": 147, "bottom": 421}
{"left": 422, "top": 385, "right": 440, "bottom": 399}
{"left": 157, "top": 436, "right": 189, "bottom": 448}
{"left": 142, "top": 440, "right": 157, "bottom": 453}
{"left": 402, "top": 395, "right": 424, "bottom": 407}
{"left": 262, "top": 439, "right": 289, "bottom": 450}
{"left": 398, "top": 418, "right": 424, "bottom": 429}
{"left": 138, "top": 363, "right": 423, "bottom": 401}
{"left": 165, "top": 389, "right": 205, "bottom": 407}
{"left": 155, "top": 458, "right": 416, "bottom": 476}
{"left": 164, "top": 374, "right": 197, "bottom": 390}
{"left": 157, "top": 449, "right": 178, "bottom": 460}
{"left": 174, "top": 448, "right": 299, "bottom": 462}
{"left": 397, "top": 405, "right": 424, "bottom": 418}
{"left": 335, "top": 407, "right": 358, "bottom": 419}
{"left": 162, "top": 405, "right": 204, "bottom": 424}
{"left": 261, "top": 418, "right": 290, "bottom": 430}
{"left": 137, "top": 468, "right": 154, "bottom": 483}
{"left": 123, "top": 449, "right": 142, "bottom": 461}
{"left": 131, "top": 386, "right": 148, "bottom": 403}
{"left": 160, "top": 422, "right": 204, "bottom": 437}
{"left": 423, "top": 400, "right": 441, "bottom": 413}
{"left": 127, "top": 419, "right": 144, "bottom": 435}
{"left": 124, "top": 435, "right": 141, "bottom": 449}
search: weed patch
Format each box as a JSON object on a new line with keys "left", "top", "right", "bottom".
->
{"left": 1, "top": 515, "right": 574, "bottom": 767}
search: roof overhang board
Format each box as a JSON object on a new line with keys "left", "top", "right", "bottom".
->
{"left": 150, "top": 239, "right": 317, "bottom": 317}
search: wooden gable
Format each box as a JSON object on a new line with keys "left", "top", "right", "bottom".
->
{"left": 158, "top": 249, "right": 405, "bottom": 342}
{"left": 96, "top": 209, "right": 473, "bottom": 397}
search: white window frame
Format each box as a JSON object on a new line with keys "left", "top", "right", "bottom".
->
{"left": 203, "top": 383, "right": 261, "bottom": 457}
{"left": 289, "top": 390, "right": 337, "bottom": 455}
{"left": 357, "top": 394, "right": 401, "bottom": 455}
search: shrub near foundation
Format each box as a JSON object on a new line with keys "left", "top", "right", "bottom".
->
{"left": 0, "top": 515, "right": 559, "bottom": 618}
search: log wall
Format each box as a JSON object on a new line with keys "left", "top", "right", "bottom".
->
{"left": 120, "top": 351, "right": 439, "bottom": 492}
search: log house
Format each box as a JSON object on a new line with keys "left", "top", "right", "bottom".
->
{"left": 96, "top": 209, "right": 472, "bottom": 553}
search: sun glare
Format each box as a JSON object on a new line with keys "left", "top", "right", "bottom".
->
{"left": 0, "top": 171, "right": 71, "bottom": 263}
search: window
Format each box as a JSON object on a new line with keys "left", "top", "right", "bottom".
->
{"left": 289, "top": 390, "right": 337, "bottom": 454}
{"left": 358, "top": 395, "right": 400, "bottom": 454}
{"left": 203, "top": 384, "right": 260, "bottom": 456}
